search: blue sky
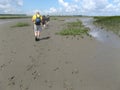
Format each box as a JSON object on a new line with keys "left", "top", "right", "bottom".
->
{"left": 0, "top": 0, "right": 120, "bottom": 16}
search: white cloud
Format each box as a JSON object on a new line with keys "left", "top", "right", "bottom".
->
{"left": 1, "top": 0, "right": 120, "bottom": 16}
{"left": 27, "top": 8, "right": 58, "bottom": 15}
{"left": 16, "top": 0, "right": 23, "bottom": 6}
{"left": 0, "top": 0, "right": 23, "bottom": 14}
{"left": 58, "top": 0, "right": 79, "bottom": 14}
{"left": 81, "top": 0, "right": 109, "bottom": 12}
{"left": 113, "top": 0, "right": 120, "bottom": 3}
{"left": 82, "top": 0, "right": 96, "bottom": 11}
{"left": 25, "top": 0, "right": 120, "bottom": 16}
{"left": 65, "top": 4, "right": 78, "bottom": 12}
{"left": 58, "top": 0, "right": 69, "bottom": 7}
{"left": 74, "top": 0, "right": 80, "bottom": 2}
{"left": 49, "top": 7, "right": 57, "bottom": 13}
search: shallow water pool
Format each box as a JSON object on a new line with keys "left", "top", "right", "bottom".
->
{"left": 80, "top": 17, "right": 120, "bottom": 48}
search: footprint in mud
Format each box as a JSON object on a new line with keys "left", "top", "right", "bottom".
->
{"left": 77, "top": 37, "right": 79, "bottom": 40}
{"left": 35, "top": 49, "right": 39, "bottom": 53}
{"left": 28, "top": 55, "right": 33, "bottom": 59}
{"left": 11, "top": 50, "right": 16, "bottom": 54}
{"left": 19, "top": 80, "right": 29, "bottom": 90}
{"left": 106, "top": 35, "right": 109, "bottom": 38}
{"left": 48, "top": 49, "right": 51, "bottom": 51}
{"left": 33, "top": 44, "right": 37, "bottom": 47}
{"left": 72, "top": 68, "right": 79, "bottom": 74}
{"left": 25, "top": 87, "right": 29, "bottom": 90}
{"left": 71, "top": 37, "right": 74, "bottom": 39}
{"left": 65, "top": 61, "right": 72, "bottom": 64}
{"left": 26, "top": 64, "right": 35, "bottom": 71}
{"left": 2, "top": 40, "right": 7, "bottom": 44}
{"left": 43, "top": 62, "right": 47, "bottom": 64}
{"left": 66, "top": 36, "right": 69, "bottom": 39}
{"left": 53, "top": 67, "right": 60, "bottom": 71}
{"left": 101, "top": 27, "right": 104, "bottom": 29}
{"left": 29, "top": 56, "right": 37, "bottom": 63}
{"left": 8, "top": 76, "right": 16, "bottom": 86}
{"left": 8, "top": 58, "right": 14, "bottom": 64}
{"left": 80, "top": 36, "right": 84, "bottom": 39}
{"left": 27, "top": 56, "right": 39, "bottom": 71}
{"left": 45, "top": 80, "right": 54, "bottom": 88}
{"left": 0, "top": 58, "right": 15, "bottom": 71}
{"left": 19, "top": 83, "right": 23, "bottom": 90}
{"left": 32, "top": 70, "right": 41, "bottom": 80}
{"left": 63, "top": 80, "right": 73, "bottom": 90}
{"left": 0, "top": 64, "right": 7, "bottom": 71}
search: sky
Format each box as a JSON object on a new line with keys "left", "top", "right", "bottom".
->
{"left": 0, "top": 0, "right": 120, "bottom": 16}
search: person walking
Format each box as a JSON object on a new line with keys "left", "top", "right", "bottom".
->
{"left": 46, "top": 15, "right": 50, "bottom": 25}
{"left": 42, "top": 15, "right": 46, "bottom": 28}
{"left": 32, "top": 11, "right": 42, "bottom": 41}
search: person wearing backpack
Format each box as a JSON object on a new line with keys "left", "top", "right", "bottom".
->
{"left": 32, "top": 11, "right": 42, "bottom": 41}
{"left": 42, "top": 15, "right": 46, "bottom": 28}
{"left": 46, "top": 15, "right": 50, "bottom": 25}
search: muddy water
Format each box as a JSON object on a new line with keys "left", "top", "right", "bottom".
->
{"left": 80, "top": 17, "right": 120, "bottom": 48}
{"left": 78, "top": 17, "right": 120, "bottom": 90}
{"left": 0, "top": 19, "right": 28, "bottom": 24}
{"left": 0, "top": 20, "right": 12, "bottom": 24}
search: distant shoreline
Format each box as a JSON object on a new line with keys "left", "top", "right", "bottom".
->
{"left": 0, "top": 16, "right": 31, "bottom": 19}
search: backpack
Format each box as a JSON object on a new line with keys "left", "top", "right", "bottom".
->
{"left": 35, "top": 15, "right": 41, "bottom": 25}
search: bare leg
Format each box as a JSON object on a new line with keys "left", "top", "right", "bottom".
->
{"left": 34, "top": 31, "right": 38, "bottom": 37}
{"left": 37, "top": 31, "right": 40, "bottom": 38}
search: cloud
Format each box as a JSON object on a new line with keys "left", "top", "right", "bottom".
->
{"left": 82, "top": 0, "right": 96, "bottom": 11}
{"left": 58, "top": 0, "right": 79, "bottom": 14}
{"left": 0, "top": 0, "right": 23, "bottom": 13}
{"left": 27, "top": 0, "right": 120, "bottom": 16}
{"left": 49, "top": 7, "right": 57, "bottom": 13}
{"left": 81, "top": 0, "right": 109, "bottom": 11}
{"left": 58, "top": 0, "right": 69, "bottom": 7}
{"left": 16, "top": 0, "right": 23, "bottom": 6}
{"left": 1, "top": 0, "right": 120, "bottom": 16}
{"left": 58, "top": 0, "right": 120, "bottom": 15}
{"left": 74, "top": 0, "right": 80, "bottom": 2}
{"left": 65, "top": 4, "right": 79, "bottom": 12}
{"left": 113, "top": 0, "right": 120, "bottom": 3}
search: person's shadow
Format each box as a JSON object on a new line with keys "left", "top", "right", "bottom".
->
{"left": 37, "top": 36, "right": 50, "bottom": 41}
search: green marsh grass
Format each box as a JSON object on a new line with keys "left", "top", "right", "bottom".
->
{"left": 58, "top": 20, "right": 89, "bottom": 36}
{"left": 11, "top": 22, "right": 30, "bottom": 27}
{"left": 94, "top": 16, "right": 120, "bottom": 35}
{"left": 0, "top": 16, "right": 31, "bottom": 19}
{"left": 51, "top": 17, "right": 58, "bottom": 20}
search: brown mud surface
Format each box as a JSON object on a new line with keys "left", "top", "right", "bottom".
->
{"left": 0, "top": 17, "right": 120, "bottom": 90}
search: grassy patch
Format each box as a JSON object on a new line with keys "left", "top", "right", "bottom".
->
{"left": 11, "top": 22, "right": 30, "bottom": 27}
{"left": 57, "top": 20, "right": 90, "bottom": 36}
{"left": 0, "top": 16, "right": 31, "bottom": 19}
{"left": 94, "top": 16, "right": 120, "bottom": 35}
{"left": 51, "top": 17, "right": 58, "bottom": 20}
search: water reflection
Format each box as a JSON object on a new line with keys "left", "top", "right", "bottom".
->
{"left": 0, "top": 20, "right": 12, "bottom": 24}
{"left": 0, "top": 19, "right": 27, "bottom": 25}
{"left": 80, "top": 17, "right": 120, "bottom": 48}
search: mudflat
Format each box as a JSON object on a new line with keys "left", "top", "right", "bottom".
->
{"left": 0, "top": 17, "right": 120, "bottom": 90}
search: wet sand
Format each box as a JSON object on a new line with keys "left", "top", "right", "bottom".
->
{"left": 0, "top": 17, "right": 120, "bottom": 90}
